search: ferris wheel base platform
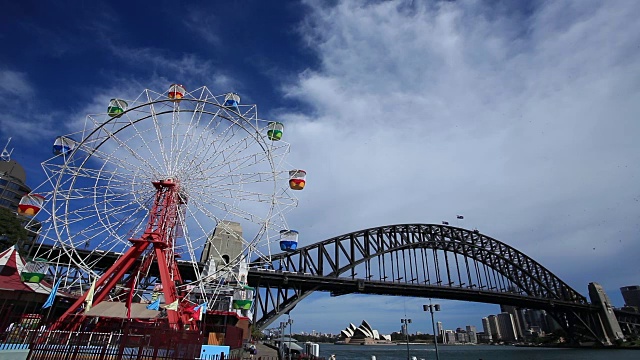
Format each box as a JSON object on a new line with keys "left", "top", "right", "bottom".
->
{"left": 83, "top": 301, "right": 160, "bottom": 319}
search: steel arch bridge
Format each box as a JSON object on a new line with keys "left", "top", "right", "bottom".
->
{"left": 247, "top": 223, "right": 611, "bottom": 344}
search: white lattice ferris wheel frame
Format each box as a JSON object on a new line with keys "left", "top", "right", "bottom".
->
{"left": 27, "top": 86, "right": 299, "bottom": 288}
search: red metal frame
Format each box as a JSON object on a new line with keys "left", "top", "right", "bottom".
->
{"left": 52, "top": 179, "right": 195, "bottom": 331}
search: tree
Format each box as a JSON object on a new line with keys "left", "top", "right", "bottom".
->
{"left": 251, "top": 325, "right": 265, "bottom": 340}
{"left": 0, "top": 207, "right": 28, "bottom": 251}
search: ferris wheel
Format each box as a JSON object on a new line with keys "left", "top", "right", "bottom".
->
{"left": 25, "top": 85, "right": 303, "bottom": 305}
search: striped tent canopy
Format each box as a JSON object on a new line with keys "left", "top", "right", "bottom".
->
{"left": 0, "top": 246, "right": 60, "bottom": 296}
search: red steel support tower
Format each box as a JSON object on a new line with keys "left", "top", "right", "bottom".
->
{"left": 52, "top": 178, "right": 195, "bottom": 331}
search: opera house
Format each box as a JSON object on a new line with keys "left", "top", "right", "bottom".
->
{"left": 337, "top": 320, "right": 392, "bottom": 345}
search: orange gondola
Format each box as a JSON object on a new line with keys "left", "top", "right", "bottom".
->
{"left": 168, "top": 84, "right": 186, "bottom": 102}
{"left": 289, "top": 170, "right": 306, "bottom": 190}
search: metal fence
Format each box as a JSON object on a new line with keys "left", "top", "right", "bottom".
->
{"left": 0, "top": 319, "right": 207, "bottom": 360}
{"left": 0, "top": 317, "right": 285, "bottom": 360}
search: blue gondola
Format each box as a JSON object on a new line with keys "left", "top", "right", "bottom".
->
{"left": 223, "top": 92, "right": 240, "bottom": 112}
{"left": 279, "top": 230, "right": 299, "bottom": 252}
{"left": 53, "top": 136, "right": 76, "bottom": 156}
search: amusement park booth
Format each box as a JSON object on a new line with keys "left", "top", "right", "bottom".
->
{"left": 0, "top": 246, "right": 69, "bottom": 331}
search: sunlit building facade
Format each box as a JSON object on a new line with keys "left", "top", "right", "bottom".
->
{"left": 0, "top": 159, "right": 38, "bottom": 252}
{"left": 496, "top": 312, "right": 518, "bottom": 342}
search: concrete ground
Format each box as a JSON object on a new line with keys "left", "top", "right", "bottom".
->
{"left": 236, "top": 341, "right": 279, "bottom": 359}
{"left": 254, "top": 341, "right": 279, "bottom": 358}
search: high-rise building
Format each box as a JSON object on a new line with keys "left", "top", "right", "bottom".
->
{"left": 444, "top": 330, "right": 456, "bottom": 344}
{"left": 501, "top": 305, "right": 528, "bottom": 339}
{"left": 436, "top": 321, "right": 444, "bottom": 343}
{"left": 476, "top": 332, "right": 492, "bottom": 344}
{"left": 481, "top": 317, "right": 493, "bottom": 341}
{"left": 487, "top": 315, "right": 501, "bottom": 341}
{"left": 496, "top": 312, "right": 518, "bottom": 342}
{"left": 524, "top": 309, "right": 557, "bottom": 333}
{"left": 401, "top": 323, "right": 409, "bottom": 336}
{"left": 466, "top": 325, "right": 477, "bottom": 333}
{"left": 466, "top": 325, "right": 478, "bottom": 344}
{"left": 620, "top": 285, "right": 640, "bottom": 311}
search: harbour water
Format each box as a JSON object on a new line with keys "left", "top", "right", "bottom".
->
{"left": 317, "top": 344, "right": 638, "bottom": 360}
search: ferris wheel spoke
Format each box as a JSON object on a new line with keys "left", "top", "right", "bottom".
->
{"left": 171, "top": 98, "right": 241, "bottom": 174}
{"left": 172, "top": 115, "right": 232, "bottom": 177}
{"left": 120, "top": 111, "right": 170, "bottom": 174}
{"left": 188, "top": 190, "right": 272, "bottom": 229}
{"left": 129, "top": 103, "right": 168, "bottom": 173}
{"left": 70, "top": 141, "right": 157, "bottom": 181}
{"left": 53, "top": 178, "right": 151, "bottom": 206}
{"left": 171, "top": 102, "right": 208, "bottom": 173}
{"left": 185, "top": 152, "right": 277, "bottom": 189}
{"left": 194, "top": 142, "right": 277, "bottom": 189}
{"left": 198, "top": 119, "right": 253, "bottom": 162}
{"left": 208, "top": 150, "right": 274, "bottom": 181}
{"left": 186, "top": 129, "right": 244, "bottom": 177}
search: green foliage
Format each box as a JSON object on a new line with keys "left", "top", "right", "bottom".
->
{"left": 290, "top": 334, "right": 340, "bottom": 343}
{"left": 390, "top": 332, "right": 434, "bottom": 342}
{"left": 251, "top": 326, "right": 265, "bottom": 340}
{"left": 0, "top": 207, "right": 27, "bottom": 250}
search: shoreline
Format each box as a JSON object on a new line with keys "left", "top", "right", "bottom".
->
{"left": 515, "top": 343, "right": 640, "bottom": 350}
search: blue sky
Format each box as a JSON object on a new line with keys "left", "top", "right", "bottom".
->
{"left": 2, "top": 0, "right": 640, "bottom": 335}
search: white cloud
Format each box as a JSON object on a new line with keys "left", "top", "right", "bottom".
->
{"left": 0, "top": 70, "right": 60, "bottom": 144}
{"left": 0, "top": 70, "right": 33, "bottom": 97}
{"left": 272, "top": 0, "right": 640, "bottom": 333}
{"left": 182, "top": 9, "right": 222, "bottom": 46}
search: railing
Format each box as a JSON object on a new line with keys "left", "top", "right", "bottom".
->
{"left": 0, "top": 317, "right": 289, "bottom": 360}
{"left": 1, "top": 319, "right": 205, "bottom": 360}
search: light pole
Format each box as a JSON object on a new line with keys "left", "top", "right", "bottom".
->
{"left": 278, "top": 316, "right": 294, "bottom": 360}
{"left": 279, "top": 321, "right": 286, "bottom": 360}
{"left": 287, "top": 316, "right": 293, "bottom": 360}
{"left": 401, "top": 318, "right": 411, "bottom": 360}
{"left": 423, "top": 302, "right": 441, "bottom": 360}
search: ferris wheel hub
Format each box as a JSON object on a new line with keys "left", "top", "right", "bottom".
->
{"left": 152, "top": 178, "right": 178, "bottom": 189}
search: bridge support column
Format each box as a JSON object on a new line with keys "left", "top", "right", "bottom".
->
{"left": 588, "top": 282, "right": 624, "bottom": 345}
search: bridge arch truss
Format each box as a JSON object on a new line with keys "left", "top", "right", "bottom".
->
{"left": 249, "top": 224, "right": 604, "bottom": 341}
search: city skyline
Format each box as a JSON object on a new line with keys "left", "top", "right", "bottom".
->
{"left": 1, "top": 0, "right": 639, "bottom": 335}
